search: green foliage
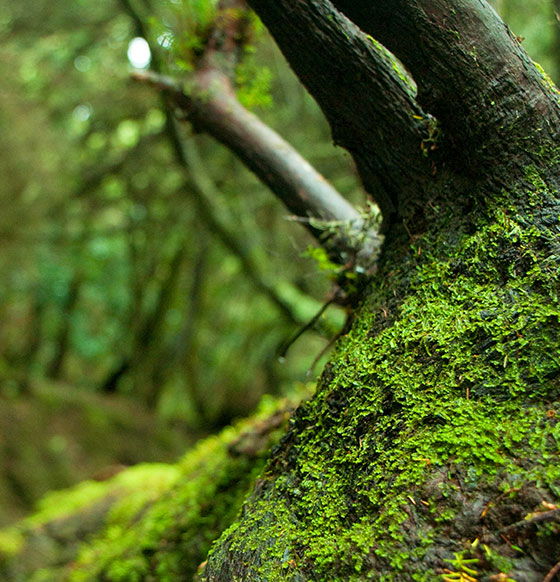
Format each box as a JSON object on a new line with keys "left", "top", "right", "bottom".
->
{"left": 304, "top": 245, "right": 341, "bottom": 275}
{"left": 236, "top": 58, "right": 273, "bottom": 109}
{"left": 442, "top": 551, "right": 479, "bottom": 582}
{"left": 0, "top": 394, "right": 302, "bottom": 582}
{"left": 0, "top": 531, "right": 23, "bottom": 558}
{"left": 153, "top": 0, "right": 219, "bottom": 70}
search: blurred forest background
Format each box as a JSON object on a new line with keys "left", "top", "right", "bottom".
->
{"left": 0, "top": 0, "right": 558, "bottom": 526}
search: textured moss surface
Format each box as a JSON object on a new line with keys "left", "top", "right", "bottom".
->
{"left": 2, "top": 185, "right": 559, "bottom": 582}
{"left": 3, "top": 165, "right": 559, "bottom": 582}
{"left": 201, "top": 158, "right": 560, "bottom": 581}
{"left": 0, "top": 394, "right": 302, "bottom": 582}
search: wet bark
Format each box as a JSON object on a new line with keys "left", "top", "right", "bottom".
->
{"left": 201, "top": 1, "right": 560, "bottom": 580}
{"left": 247, "top": 0, "right": 560, "bottom": 231}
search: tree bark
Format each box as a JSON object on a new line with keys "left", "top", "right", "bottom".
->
{"left": 200, "top": 1, "right": 560, "bottom": 580}
{"left": 247, "top": 0, "right": 560, "bottom": 236}
{"left": 4, "top": 2, "right": 559, "bottom": 581}
{"left": 553, "top": 0, "right": 560, "bottom": 84}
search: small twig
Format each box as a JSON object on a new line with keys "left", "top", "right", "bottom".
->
{"left": 543, "top": 559, "right": 560, "bottom": 582}
{"left": 279, "top": 297, "right": 335, "bottom": 358}
{"left": 499, "top": 509, "right": 560, "bottom": 534}
{"left": 306, "top": 327, "right": 340, "bottom": 377}
{"left": 306, "top": 307, "right": 354, "bottom": 376}
{"left": 285, "top": 215, "right": 312, "bottom": 224}
{"left": 131, "top": 70, "right": 185, "bottom": 95}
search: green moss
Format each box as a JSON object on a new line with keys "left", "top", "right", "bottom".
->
{"left": 0, "top": 380, "right": 191, "bottom": 528}
{"left": 0, "top": 394, "right": 302, "bottom": 582}
{"left": 6, "top": 161, "right": 560, "bottom": 581}
{"left": 366, "top": 35, "right": 416, "bottom": 96}
{"left": 27, "top": 464, "right": 179, "bottom": 528}
{"left": 202, "top": 160, "right": 560, "bottom": 580}
{"left": 532, "top": 60, "right": 560, "bottom": 97}
{"left": 236, "top": 58, "right": 273, "bottom": 109}
{"left": 0, "top": 530, "right": 23, "bottom": 557}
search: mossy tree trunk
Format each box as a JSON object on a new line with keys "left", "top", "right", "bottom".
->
{"left": 201, "top": 1, "right": 560, "bottom": 580}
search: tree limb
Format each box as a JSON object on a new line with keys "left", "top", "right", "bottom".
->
{"left": 121, "top": 0, "right": 306, "bottom": 323}
{"left": 132, "top": 67, "right": 379, "bottom": 268}
{"left": 246, "top": 0, "right": 434, "bottom": 226}
{"left": 129, "top": 0, "right": 383, "bottom": 269}
{"left": 330, "top": 0, "right": 560, "bottom": 174}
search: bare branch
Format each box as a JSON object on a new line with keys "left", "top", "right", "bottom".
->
{"left": 133, "top": 68, "right": 381, "bottom": 269}
{"left": 544, "top": 560, "right": 560, "bottom": 582}
{"left": 123, "top": 2, "right": 338, "bottom": 327}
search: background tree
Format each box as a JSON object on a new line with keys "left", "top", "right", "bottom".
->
{"left": 0, "top": 0, "right": 357, "bottom": 523}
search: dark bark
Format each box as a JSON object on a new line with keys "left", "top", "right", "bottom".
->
{"left": 3, "top": 2, "right": 560, "bottom": 581}
{"left": 200, "top": 2, "right": 560, "bottom": 580}
{"left": 246, "top": 0, "right": 434, "bottom": 226}
{"left": 329, "top": 0, "right": 560, "bottom": 176}
{"left": 247, "top": 0, "right": 560, "bottom": 235}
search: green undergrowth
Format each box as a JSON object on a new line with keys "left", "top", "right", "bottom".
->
{"left": 201, "top": 185, "right": 560, "bottom": 580}
{"left": 0, "top": 380, "right": 192, "bottom": 527}
{"left": 0, "top": 392, "right": 306, "bottom": 582}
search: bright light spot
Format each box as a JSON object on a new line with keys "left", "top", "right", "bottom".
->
{"left": 157, "top": 32, "right": 173, "bottom": 49}
{"left": 72, "top": 104, "right": 92, "bottom": 122}
{"left": 116, "top": 119, "right": 140, "bottom": 148}
{"left": 127, "top": 37, "right": 151, "bottom": 69}
{"left": 74, "top": 55, "right": 91, "bottom": 72}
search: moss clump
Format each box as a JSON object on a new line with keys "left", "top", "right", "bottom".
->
{"left": 532, "top": 60, "right": 560, "bottom": 97}
{"left": 201, "top": 164, "right": 560, "bottom": 581}
{"left": 0, "top": 380, "right": 192, "bottom": 527}
{"left": 0, "top": 393, "right": 304, "bottom": 582}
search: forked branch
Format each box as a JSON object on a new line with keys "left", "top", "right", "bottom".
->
{"left": 132, "top": 0, "right": 383, "bottom": 271}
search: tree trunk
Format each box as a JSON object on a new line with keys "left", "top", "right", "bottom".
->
{"left": 201, "top": 1, "right": 560, "bottom": 580}
{"left": 553, "top": 0, "right": 560, "bottom": 84}
{"left": 3, "top": 2, "right": 559, "bottom": 581}
{"left": 46, "top": 272, "right": 82, "bottom": 380}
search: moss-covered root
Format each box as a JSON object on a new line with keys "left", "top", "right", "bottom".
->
{"left": 0, "top": 394, "right": 303, "bottom": 582}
